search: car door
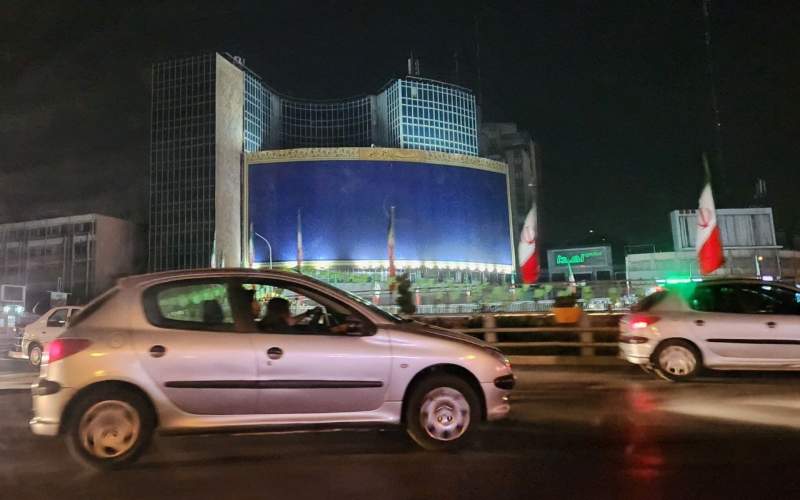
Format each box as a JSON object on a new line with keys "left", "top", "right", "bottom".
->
{"left": 132, "top": 278, "right": 259, "bottom": 415}
{"left": 40, "top": 308, "right": 69, "bottom": 344}
{"left": 689, "top": 284, "right": 775, "bottom": 362}
{"left": 731, "top": 284, "right": 800, "bottom": 363}
{"left": 692, "top": 283, "right": 800, "bottom": 364}
{"left": 237, "top": 279, "right": 392, "bottom": 415}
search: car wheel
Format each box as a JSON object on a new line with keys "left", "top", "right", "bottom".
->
{"left": 28, "top": 343, "right": 43, "bottom": 368}
{"left": 64, "top": 386, "right": 155, "bottom": 470}
{"left": 638, "top": 363, "right": 655, "bottom": 375}
{"left": 653, "top": 340, "right": 701, "bottom": 382}
{"left": 405, "top": 374, "right": 480, "bottom": 451}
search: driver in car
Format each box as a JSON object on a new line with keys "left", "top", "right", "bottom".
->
{"left": 260, "top": 297, "right": 349, "bottom": 334}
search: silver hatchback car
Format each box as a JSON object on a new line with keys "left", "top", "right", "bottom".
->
{"left": 31, "top": 269, "right": 514, "bottom": 469}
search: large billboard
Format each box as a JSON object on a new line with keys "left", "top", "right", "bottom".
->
{"left": 245, "top": 148, "right": 513, "bottom": 271}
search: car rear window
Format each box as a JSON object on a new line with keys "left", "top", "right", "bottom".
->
{"left": 632, "top": 290, "right": 669, "bottom": 311}
{"left": 68, "top": 287, "right": 119, "bottom": 328}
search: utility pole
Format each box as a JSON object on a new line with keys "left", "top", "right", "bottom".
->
{"left": 702, "top": 0, "right": 728, "bottom": 203}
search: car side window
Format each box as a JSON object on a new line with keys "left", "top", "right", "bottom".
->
{"left": 736, "top": 285, "right": 800, "bottom": 315}
{"left": 230, "top": 279, "right": 364, "bottom": 336}
{"left": 47, "top": 309, "right": 68, "bottom": 327}
{"left": 145, "top": 280, "right": 236, "bottom": 332}
{"left": 689, "top": 285, "right": 739, "bottom": 313}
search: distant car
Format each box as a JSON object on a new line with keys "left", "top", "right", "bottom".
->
{"left": 30, "top": 269, "right": 514, "bottom": 470}
{"left": 619, "top": 279, "right": 800, "bottom": 381}
{"left": 10, "top": 306, "right": 81, "bottom": 368}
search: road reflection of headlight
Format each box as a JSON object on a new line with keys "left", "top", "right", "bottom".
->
{"left": 666, "top": 396, "right": 800, "bottom": 430}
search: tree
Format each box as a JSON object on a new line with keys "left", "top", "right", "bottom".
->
{"left": 396, "top": 273, "right": 416, "bottom": 315}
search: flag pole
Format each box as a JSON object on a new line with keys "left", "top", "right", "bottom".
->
{"left": 388, "top": 206, "right": 397, "bottom": 294}
{"left": 702, "top": 152, "right": 712, "bottom": 185}
{"left": 296, "top": 209, "right": 303, "bottom": 273}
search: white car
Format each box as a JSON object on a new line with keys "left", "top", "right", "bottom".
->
{"left": 619, "top": 279, "right": 800, "bottom": 381}
{"left": 30, "top": 269, "right": 513, "bottom": 470}
{"left": 15, "top": 306, "right": 81, "bottom": 367}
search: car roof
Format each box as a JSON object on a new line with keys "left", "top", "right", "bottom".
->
{"left": 116, "top": 268, "right": 315, "bottom": 289}
{"left": 692, "top": 278, "right": 797, "bottom": 288}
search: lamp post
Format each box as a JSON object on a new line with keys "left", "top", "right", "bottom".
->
{"left": 253, "top": 231, "right": 273, "bottom": 269}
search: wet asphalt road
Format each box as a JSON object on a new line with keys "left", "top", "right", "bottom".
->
{"left": 3, "top": 365, "right": 800, "bottom": 499}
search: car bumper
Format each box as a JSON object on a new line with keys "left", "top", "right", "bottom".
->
{"left": 482, "top": 381, "right": 511, "bottom": 421}
{"left": 7, "top": 350, "right": 27, "bottom": 360}
{"left": 30, "top": 382, "right": 75, "bottom": 437}
{"left": 618, "top": 340, "right": 655, "bottom": 364}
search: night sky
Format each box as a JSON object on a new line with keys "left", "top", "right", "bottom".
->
{"left": 2, "top": 1, "right": 798, "bottom": 256}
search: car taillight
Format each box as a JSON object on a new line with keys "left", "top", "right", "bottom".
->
{"left": 47, "top": 339, "right": 92, "bottom": 363}
{"left": 629, "top": 314, "right": 660, "bottom": 330}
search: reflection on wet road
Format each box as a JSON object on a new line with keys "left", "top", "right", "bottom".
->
{"left": 4, "top": 366, "right": 800, "bottom": 499}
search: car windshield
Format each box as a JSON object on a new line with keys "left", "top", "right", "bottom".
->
{"left": 298, "top": 274, "right": 405, "bottom": 324}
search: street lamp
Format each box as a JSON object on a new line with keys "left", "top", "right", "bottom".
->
{"left": 253, "top": 231, "right": 273, "bottom": 269}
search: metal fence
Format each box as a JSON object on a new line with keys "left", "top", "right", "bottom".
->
{"left": 417, "top": 312, "right": 625, "bottom": 366}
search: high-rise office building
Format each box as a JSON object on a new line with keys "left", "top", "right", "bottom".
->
{"left": 149, "top": 52, "right": 481, "bottom": 271}
{"left": 480, "top": 123, "right": 541, "bottom": 253}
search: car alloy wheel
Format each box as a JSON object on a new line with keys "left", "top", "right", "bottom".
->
{"left": 419, "top": 387, "right": 471, "bottom": 442}
{"left": 29, "top": 345, "right": 42, "bottom": 367}
{"left": 658, "top": 345, "right": 697, "bottom": 377}
{"left": 78, "top": 400, "right": 141, "bottom": 459}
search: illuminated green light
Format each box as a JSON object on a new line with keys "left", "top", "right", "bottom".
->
{"left": 555, "top": 251, "right": 603, "bottom": 266}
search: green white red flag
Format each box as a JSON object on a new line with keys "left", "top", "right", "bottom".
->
{"left": 518, "top": 205, "right": 540, "bottom": 284}
{"left": 696, "top": 177, "right": 724, "bottom": 274}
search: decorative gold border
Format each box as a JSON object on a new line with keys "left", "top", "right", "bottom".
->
{"left": 245, "top": 147, "right": 508, "bottom": 174}
{"left": 243, "top": 147, "right": 514, "bottom": 271}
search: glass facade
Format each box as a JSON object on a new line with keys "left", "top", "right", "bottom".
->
{"left": 149, "top": 53, "right": 482, "bottom": 272}
{"left": 279, "top": 96, "right": 373, "bottom": 148}
{"left": 149, "top": 54, "right": 217, "bottom": 271}
{"left": 244, "top": 72, "right": 269, "bottom": 153}
{"left": 382, "top": 78, "right": 478, "bottom": 156}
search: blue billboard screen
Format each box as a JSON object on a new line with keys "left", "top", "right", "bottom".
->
{"left": 247, "top": 159, "right": 512, "bottom": 266}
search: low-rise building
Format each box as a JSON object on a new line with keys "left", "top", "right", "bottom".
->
{"left": 626, "top": 207, "right": 800, "bottom": 282}
{"left": 0, "top": 214, "right": 136, "bottom": 307}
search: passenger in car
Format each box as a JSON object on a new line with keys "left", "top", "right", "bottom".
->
{"left": 260, "top": 297, "right": 348, "bottom": 334}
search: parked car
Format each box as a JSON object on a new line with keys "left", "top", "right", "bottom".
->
{"left": 619, "top": 279, "right": 800, "bottom": 381}
{"left": 9, "top": 306, "right": 81, "bottom": 367}
{"left": 30, "top": 269, "right": 514, "bottom": 470}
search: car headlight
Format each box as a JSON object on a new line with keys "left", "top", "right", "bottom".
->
{"left": 487, "top": 348, "right": 511, "bottom": 368}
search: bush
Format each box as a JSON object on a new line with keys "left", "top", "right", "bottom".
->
{"left": 396, "top": 273, "right": 416, "bottom": 315}
{"left": 554, "top": 294, "right": 577, "bottom": 308}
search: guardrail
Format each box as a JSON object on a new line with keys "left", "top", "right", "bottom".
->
{"left": 422, "top": 313, "right": 625, "bottom": 366}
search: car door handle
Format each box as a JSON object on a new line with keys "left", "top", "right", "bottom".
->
{"left": 767, "top": 321, "right": 777, "bottom": 329}
{"left": 695, "top": 320, "right": 705, "bottom": 326}
{"left": 149, "top": 345, "right": 167, "bottom": 358}
{"left": 267, "top": 347, "right": 283, "bottom": 360}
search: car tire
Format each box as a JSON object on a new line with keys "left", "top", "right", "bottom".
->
{"left": 64, "top": 386, "right": 155, "bottom": 471}
{"left": 405, "top": 374, "right": 480, "bottom": 451}
{"left": 638, "top": 363, "right": 655, "bottom": 375}
{"left": 653, "top": 340, "right": 702, "bottom": 382}
{"left": 28, "top": 343, "right": 43, "bottom": 368}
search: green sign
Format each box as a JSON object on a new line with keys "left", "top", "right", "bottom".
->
{"left": 555, "top": 250, "right": 603, "bottom": 266}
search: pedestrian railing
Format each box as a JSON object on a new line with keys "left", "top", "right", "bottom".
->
{"left": 455, "top": 325, "right": 622, "bottom": 366}
{"left": 412, "top": 312, "right": 625, "bottom": 366}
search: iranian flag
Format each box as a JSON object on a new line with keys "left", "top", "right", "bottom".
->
{"left": 296, "top": 209, "right": 303, "bottom": 272}
{"left": 518, "top": 205, "right": 540, "bottom": 284}
{"left": 696, "top": 176, "right": 725, "bottom": 275}
{"left": 387, "top": 206, "right": 396, "bottom": 279}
